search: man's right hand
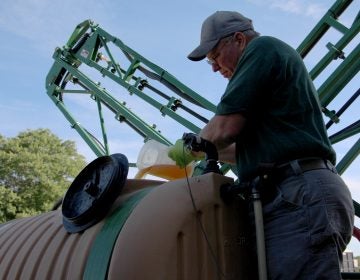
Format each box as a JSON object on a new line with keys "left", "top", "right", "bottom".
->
{"left": 168, "top": 139, "right": 201, "bottom": 168}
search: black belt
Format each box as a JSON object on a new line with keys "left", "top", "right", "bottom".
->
{"left": 273, "top": 158, "right": 335, "bottom": 181}
{"left": 221, "top": 158, "right": 335, "bottom": 204}
{"left": 252, "top": 158, "right": 335, "bottom": 204}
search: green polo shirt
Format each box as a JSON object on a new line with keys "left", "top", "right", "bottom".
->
{"left": 216, "top": 36, "right": 335, "bottom": 181}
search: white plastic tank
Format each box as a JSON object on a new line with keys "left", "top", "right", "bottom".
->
{"left": 135, "top": 139, "right": 194, "bottom": 180}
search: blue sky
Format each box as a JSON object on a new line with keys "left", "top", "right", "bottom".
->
{"left": 0, "top": 0, "right": 359, "bottom": 254}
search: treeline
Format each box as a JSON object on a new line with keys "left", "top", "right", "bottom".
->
{"left": 0, "top": 129, "right": 86, "bottom": 223}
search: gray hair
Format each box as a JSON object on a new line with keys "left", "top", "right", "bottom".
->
{"left": 242, "top": 29, "right": 260, "bottom": 38}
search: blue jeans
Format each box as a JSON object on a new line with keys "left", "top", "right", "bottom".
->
{"left": 248, "top": 164, "right": 354, "bottom": 280}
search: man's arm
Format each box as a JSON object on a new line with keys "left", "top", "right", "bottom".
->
{"left": 217, "top": 143, "right": 236, "bottom": 164}
{"left": 197, "top": 113, "right": 246, "bottom": 163}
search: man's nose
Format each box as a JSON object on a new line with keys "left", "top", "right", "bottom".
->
{"left": 212, "top": 63, "right": 220, "bottom": 72}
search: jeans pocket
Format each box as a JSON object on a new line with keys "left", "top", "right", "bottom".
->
{"left": 269, "top": 175, "right": 307, "bottom": 212}
{"left": 279, "top": 189, "right": 303, "bottom": 210}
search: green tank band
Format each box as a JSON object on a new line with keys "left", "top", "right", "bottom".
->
{"left": 83, "top": 187, "right": 154, "bottom": 280}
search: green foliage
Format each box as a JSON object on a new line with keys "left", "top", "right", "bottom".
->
{"left": 0, "top": 185, "right": 20, "bottom": 222}
{"left": 0, "top": 129, "right": 86, "bottom": 222}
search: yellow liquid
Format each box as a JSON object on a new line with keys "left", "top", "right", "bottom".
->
{"left": 135, "top": 164, "right": 193, "bottom": 180}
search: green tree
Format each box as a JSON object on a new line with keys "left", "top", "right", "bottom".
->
{"left": 0, "top": 129, "right": 86, "bottom": 222}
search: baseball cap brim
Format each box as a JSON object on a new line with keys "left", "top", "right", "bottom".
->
{"left": 187, "top": 38, "right": 219, "bottom": 61}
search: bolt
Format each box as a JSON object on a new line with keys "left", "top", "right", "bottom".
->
{"left": 84, "top": 181, "right": 99, "bottom": 196}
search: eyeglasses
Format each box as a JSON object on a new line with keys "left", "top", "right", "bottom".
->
{"left": 206, "top": 35, "right": 234, "bottom": 66}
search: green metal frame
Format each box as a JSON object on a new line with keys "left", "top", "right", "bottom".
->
{"left": 45, "top": 0, "right": 358, "bottom": 176}
{"left": 296, "top": 0, "right": 359, "bottom": 175}
{"left": 45, "top": 3, "right": 359, "bottom": 278}
{"left": 46, "top": 20, "right": 217, "bottom": 166}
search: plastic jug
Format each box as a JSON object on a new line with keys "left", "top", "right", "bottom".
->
{"left": 135, "top": 140, "right": 194, "bottom": 180}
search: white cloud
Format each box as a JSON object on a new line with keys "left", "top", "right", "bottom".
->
{"left": 270, "top": 0, "right": 302, "bottom": 14}
{"left": 0, "top": 0, "right": 109, "bottom": 56}
{"left": 305, "top": 3, "right": 326, "bottom": 19}
{"left": 0, "top": 0, "right": 50, "bottom": 39}
{"left": 246, "top": 0, "right": 326, "bottom": 19}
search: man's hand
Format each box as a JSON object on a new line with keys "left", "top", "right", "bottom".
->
{"left": 168, "top": 139, "right": 202, "bottom": 168}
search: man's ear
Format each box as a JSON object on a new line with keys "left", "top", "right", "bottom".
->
{"left": 234, "top": 32, "right": 247, "bottom": 49}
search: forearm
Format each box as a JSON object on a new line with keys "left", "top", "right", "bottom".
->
{"left": 218, "top": 143, "right": 236, "bottom": 164}
{"left": 199, "top": 118, "right": 236, "bottom": 150}
{"left": 199, "top": 114, "right": 245, "bottom": 151}
{"left": 190, "top": 143, "right": 235, "bottom": 164}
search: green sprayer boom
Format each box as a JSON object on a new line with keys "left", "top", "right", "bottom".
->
{"left": 45, "top": 0, "right": 359, "bottom": 205}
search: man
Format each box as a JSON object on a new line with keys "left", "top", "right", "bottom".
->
{"left": 168, "top": 11, "right": 354, "bottom": 279}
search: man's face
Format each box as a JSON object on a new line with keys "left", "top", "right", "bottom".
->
{"left": 206, "top": 32, "right": 246, "bottom": 79}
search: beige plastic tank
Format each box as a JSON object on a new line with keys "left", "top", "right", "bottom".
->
{"left": 0, "top": 173, "right": 250, "bottom": 280}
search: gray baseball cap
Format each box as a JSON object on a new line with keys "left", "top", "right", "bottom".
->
{"left": 188, "top": 11, "right": 254, "bottom": 61}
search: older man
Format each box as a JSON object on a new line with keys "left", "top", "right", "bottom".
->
{"left": 169, "top": 11, "right": 354, "bottom": 280}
